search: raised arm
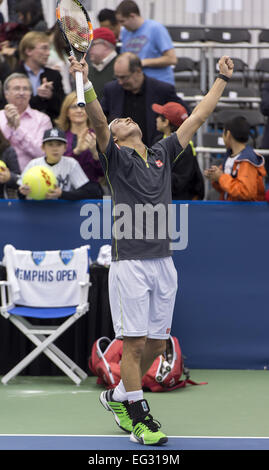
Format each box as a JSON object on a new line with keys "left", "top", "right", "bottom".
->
{"left": 176, "top": 56, "right": 234, "bottom": 149}
{"left": 69, "top": 56, "right": 110, "bottom": 154}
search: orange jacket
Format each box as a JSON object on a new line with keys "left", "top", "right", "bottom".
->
{"left": 212, "top": 146, "right": 266, "bottom": 201}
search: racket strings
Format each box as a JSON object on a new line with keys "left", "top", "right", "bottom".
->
{"left": 58, "top": 3, "right": 92, "bottom": 52}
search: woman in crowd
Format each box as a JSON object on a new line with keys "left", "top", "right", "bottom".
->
{"left": 55, "top": 91, "right": 106, "bottom": 190}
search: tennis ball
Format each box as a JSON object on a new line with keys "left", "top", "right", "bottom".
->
{"left": 22, "top": 165, "right": 57, "bottom": 200}
{"left": 0, "top": 160, "right": 7, "bottom": 171}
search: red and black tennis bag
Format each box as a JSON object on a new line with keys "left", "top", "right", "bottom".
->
{"left": 88, "top": 336, "right": 123, "bottom": 389}
{"left": 89, "top": 335, "right": 206, "bottom": 391}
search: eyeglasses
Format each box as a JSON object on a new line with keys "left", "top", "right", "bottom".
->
{"left": 8, "top": 86, "right": 31, "bottom": 93}
{"left": 114, "top": 73, "right": 133, "bottom": 82}
{"left": 33, "top": 44, "right": 50, "bottom": 52}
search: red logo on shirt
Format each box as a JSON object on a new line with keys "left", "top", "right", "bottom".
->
{"left": 155, "top": 159, "right": 163, "bottom": 168}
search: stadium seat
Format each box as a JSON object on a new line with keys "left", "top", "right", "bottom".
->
{"left": 204, "top": 28, "right": 251, "bottom": 43}
{"left": 166, "top": 26, "right": 205, "bottom": 43}
{"left": 258, "top": 29, "right": 269, "bottom": 43}
{"left": 255, "top": 58, "right": 269, "bottom": 88}
{"left": 0, "top": 244, "right": 91, "bottom": 385}
{"left": 174, "top": 57, "right": 199, "bottom": 88}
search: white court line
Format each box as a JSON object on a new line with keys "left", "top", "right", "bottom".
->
{"left": 0, "top": 434, "right": 268, "bottom": 439}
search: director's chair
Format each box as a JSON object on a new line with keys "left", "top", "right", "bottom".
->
{"left": 0, "top": 244, "right": 91, "bottom": 385}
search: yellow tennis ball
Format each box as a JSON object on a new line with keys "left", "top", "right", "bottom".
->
{"left": 22, "top": 165, "right": 57, "bottom": 200}
{"left": 0, "top": 160, "right": 7, "bottom": 171}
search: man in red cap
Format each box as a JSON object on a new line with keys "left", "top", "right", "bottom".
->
{"left": 152, "top": 101, "right": 204, "bottom": 200}
{"left": 87, "top": 27, "right": 118, "bottom": 100}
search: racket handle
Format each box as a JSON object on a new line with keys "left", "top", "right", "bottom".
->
{"left": 75, "top": 71, "right": 86, "bottom": 107}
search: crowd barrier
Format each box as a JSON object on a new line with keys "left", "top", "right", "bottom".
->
{"left": 0, "top": 199, "right": 269, "bottom": 370}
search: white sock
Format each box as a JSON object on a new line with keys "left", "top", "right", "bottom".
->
{"left": 112, "top": 380, "right": 128, "bottom": 402}
{"left": 127, "top": 389, "right": 144, "bottom": 404}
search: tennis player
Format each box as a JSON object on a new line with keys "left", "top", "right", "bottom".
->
{"left": 69, "top": 54, "right": 234, "bottom": 446}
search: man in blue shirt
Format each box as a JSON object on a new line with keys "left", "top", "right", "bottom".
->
{"left": 115, "top": 0, "right": 177, "bottom": 85}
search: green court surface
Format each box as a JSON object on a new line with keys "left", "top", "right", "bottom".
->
{"left": 0, "top": 369, "right": 268, "bottom": 438}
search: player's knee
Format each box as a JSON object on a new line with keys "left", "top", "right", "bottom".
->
{"left": 123, "top": 336, "right": 147, "bottom": 361}
{"left": 148, "top": 339, "right": 166, "bottom": 359}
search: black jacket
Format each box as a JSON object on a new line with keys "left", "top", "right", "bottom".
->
{"left": 171, "top": 142, "right": 204, "bottom": 200}
{"left": 16, "top": 63, "right": 65, "bottom": 123}
{"left": 101, "top": 75, "right": 189, "bottom": 147}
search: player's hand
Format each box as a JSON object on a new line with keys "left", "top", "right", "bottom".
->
{"left": 46, "top": 186, "right": 62, "bottom": 199}
{"left": 218, "top": 56, "right": 234, "bottom": 79}
{"left": 19, "top": 184, "right": 31, "bottom": 196}
{"left": 68, "top": 55, "right": 89, "bottom": 84}
{"left": 0, "top": 167, "right": 11, "bottom": 183}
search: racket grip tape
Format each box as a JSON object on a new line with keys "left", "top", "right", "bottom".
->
{"left": 75, "top": 71, "right": 86, "bottom": 107}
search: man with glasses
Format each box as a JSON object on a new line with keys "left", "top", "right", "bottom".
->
{"left": 15, "top": 31, "right": 65, "bottom": 122}
{"left": 101, "top": 52, "right": 188, "bottom": 147}
{"left": 0, "top": 73, "right": 52, "bottom": 171}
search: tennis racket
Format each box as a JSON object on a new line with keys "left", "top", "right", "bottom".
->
{"left": 56, "top": 0, "right": 93, "bottom": 107}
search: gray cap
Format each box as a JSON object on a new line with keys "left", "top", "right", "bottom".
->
{"left": 43, "top": 128, "right": 67, "bottom": 143}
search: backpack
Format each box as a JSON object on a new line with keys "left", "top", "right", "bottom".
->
{"left": 88, "top": 335, "right": 206, "bottom": 391}
{"left": 88, "top": 336, "right": 122, "bottom": 389}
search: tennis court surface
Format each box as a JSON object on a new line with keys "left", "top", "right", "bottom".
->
{"left": 0, "top": 370, "right": 268, "bottom": 464}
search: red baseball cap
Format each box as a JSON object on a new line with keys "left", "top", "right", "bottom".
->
{"left": 152, "top": 102, "right": 188, "bottom": 128}
{"left": 93, "top": 27, "right": 117, "bottom": 46}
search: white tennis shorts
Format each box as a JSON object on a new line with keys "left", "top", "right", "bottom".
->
{"left": 108, "top": 257, "right": 178, "bottom": 340}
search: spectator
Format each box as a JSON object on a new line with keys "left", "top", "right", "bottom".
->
{"left": 0, "top": 73, "right": 52, "bottom": 172}
{"left": 115, "top": 0, "right": 177, "bottom": 85}
{"left": 87, "top": 27, "right": 118, "bottom": 101}
{"left": 55, "top": 91, "right": 105, "bottom": 190}
{"left": 18, "top": 128, "right": 103, "bottom": 200}
{"left": 152, "top": 101, "right": 204, "bottom": 200}
{"left": 204, "top": 116, "right": 266, "bottom": 201}
{"left": 0, "top": 0, "right": 4, "bottom": 25}
{"left": 0, "top": 54, "right": 11, "bottom": 100}
{"left": 97, "top": 8, "right": 121, "bottom": 41}
{"left": 97, "top": 8, "right": 121, "bottom": 53}
{"left": 15, "top": 0, "right": 47, "bottom": 32}
{"left": 16, "top": 31, "right": 65, "bottom": 122}
{"left": 0, "top": 24, "right": 27, "bottom": 72}
{"left": 46, "top": 23, "right": 73, "bottom": 95}
{"left": 260, "top": 82, "right": 269, "bottom": 179}
{"left": 0, "top": 129, "right": 20, "bottom": 198}
{"left": 101, "top": 52, "right": 188, "bottom": 147}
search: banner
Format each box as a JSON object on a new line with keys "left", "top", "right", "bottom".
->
{"left": 0, "top": 199, "right": 268, "bottom": 369}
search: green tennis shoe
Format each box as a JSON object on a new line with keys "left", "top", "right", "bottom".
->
{"left": 129, "top": 399, "right": 168, "bottom": 446}
{"left": 130, "top": 415, "right": 168, "bottom": 446}
{"left": 99, "top": 390, "right": 133, "bottom": 433}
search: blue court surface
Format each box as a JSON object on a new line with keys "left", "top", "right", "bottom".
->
{"left": 1, "top": 434, "right": 269, "bottom": 450}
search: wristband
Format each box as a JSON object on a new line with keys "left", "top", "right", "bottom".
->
{"left": 84, "top": 80, "right": 93, "bottom": 91}
{"left": 218, "top": 74, "right": 230, "bottom": 82}
{"left": 84, "top": 86, "right": 97, "bottom": 104}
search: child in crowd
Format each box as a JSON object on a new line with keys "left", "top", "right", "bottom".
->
{"left": 204, "top": 115, "right": 266, "bottom": 201}
{"left": 152, "top": 101, "right": 204, "bottom": 200}
{"left": 18, "top": 128, "right": 103, "bottom": 200}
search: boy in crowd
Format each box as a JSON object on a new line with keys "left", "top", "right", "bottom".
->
{"left": 204, "top": 115, "right": 266, "bottom": 201}
{"left": 18, "top": 128, "right": 103, "bottom": 200}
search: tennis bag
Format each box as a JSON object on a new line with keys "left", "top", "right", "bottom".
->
{"left": 88, "top": 335, "right": 205, "bottom": 391}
